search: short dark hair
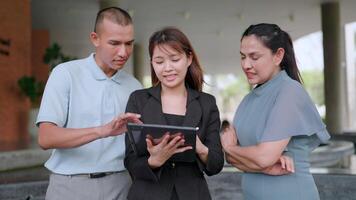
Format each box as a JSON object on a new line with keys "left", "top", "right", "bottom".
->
{"left": 94, "top": 7, "right": 132, "bottom": 32}
{"left": 242, "top": 23, "right": 302, "bottom": 83}
{"left": 148, "top": 27, "right": 204, "bottom": 92}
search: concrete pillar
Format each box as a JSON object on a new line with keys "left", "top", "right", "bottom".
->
{"left": 321, "top": 1, "right": 346, "bottom": 134}
{"left": 133, "top": 43, "right": 145, "bottom": 84}
{"left": 345, "top": 23, "right": 356, "bottom": 130}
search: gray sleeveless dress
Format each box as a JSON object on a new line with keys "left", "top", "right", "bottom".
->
{"left": 233, "top": 70, "right": 330, "bottom": 200}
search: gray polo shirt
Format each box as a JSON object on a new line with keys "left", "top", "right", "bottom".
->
{"left": 36, "top": 53, "right": 142, "bottom": 175}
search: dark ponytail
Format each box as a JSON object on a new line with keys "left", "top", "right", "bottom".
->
{"left": 241, "top": 23, "right": 302, "bottom": 83}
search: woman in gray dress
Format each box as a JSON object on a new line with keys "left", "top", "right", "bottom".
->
{"left": 220, "top": 23, "right": 330, "bottom": 200}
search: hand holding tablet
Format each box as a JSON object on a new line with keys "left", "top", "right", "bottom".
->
{"left": 127, "top": 123, "right": 199, "bottom": 162}
{"left": 146, "top": 132, "right": 185, "bottom": 145}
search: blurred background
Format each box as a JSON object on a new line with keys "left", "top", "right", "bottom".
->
{"left": 1, "top": 0, "right": 356, "bottom": 199}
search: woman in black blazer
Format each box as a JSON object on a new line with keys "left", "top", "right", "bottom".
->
{"left": 124, "top": 27, "right": 224, "bottom": 200}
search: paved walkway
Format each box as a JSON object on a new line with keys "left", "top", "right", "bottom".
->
{"left": 1, "top": 140, "right": 356, "bottom": 199}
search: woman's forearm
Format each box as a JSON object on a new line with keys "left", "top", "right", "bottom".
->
{"left": 226, "top": 151, "right": 266, "bottom": 171}
{"left": 225, "top": 145, "right": 268, "bottom": 169}
{"left": 225, "top": 140, "right": 288, "bottom": 169}
{"left": 229, "top": 159, "right": 260, "bottom": 173}
{"left": 221, "top": 125, "right": 289, "bottom": 170}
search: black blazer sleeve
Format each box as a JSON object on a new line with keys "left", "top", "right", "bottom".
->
{"left": 124, "top": 91, "right": 160, "bottom": 182}
{"left": 198, "top": 96, "right": 224, "bottom": 176}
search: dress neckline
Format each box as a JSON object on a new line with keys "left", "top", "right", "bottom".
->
{"left": 252, "top": 70, "right": 287, "bottom": 96}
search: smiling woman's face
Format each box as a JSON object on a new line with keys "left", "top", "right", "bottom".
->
{"left": 240, "top": 35, "right": 283, "bottom": 85}
{"left": 151, "top": 44, "right": 192, "bottom": 89}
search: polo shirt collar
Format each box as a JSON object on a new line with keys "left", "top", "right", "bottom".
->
{"left": 87, "top": 53, "right": 123, "bottom": 84}
{"left": 111, "top": 70, "right": 124, "bottom": 84}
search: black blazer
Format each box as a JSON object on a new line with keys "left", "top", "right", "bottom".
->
{"left": 124, "top": 85, "right": 224, "bottom": 200}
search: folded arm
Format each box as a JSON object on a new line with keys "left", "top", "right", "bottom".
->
{"left": 221, "top": 127, "right": 292, "bottom": 174}
{"left": 225, "top": 139, "right": 289, "bottom": 170}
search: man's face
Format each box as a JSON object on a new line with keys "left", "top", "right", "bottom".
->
{"left": 91, "top": 19, "right": 134, "bottom": 76}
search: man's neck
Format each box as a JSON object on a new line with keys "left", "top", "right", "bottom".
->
{"left": 94, "top": 54, "right": 117, "bottom": 77}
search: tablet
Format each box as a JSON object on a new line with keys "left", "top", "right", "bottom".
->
{"left": 126, "top": 123, "right": 199, "bottom": 162}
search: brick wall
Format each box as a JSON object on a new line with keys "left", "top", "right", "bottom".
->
{"left": 0, "top": 0, "right": 32, "bottom": 150}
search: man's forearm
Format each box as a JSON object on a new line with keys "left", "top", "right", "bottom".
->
{"left": 38, "top": 123, "right": 102, "bottom": 150}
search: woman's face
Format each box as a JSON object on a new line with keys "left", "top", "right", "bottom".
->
{"left": 240, "top": 35, "right": 283, "bottom": 85}
{"left": 151, "top": 44, "right": 192, "bottom": 89}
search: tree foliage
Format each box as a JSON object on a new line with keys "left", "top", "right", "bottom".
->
{"left": 300, "top": 69, "right": 325, "bottom": 106}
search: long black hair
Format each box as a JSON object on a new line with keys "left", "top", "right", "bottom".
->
{"left": 241, "top": 23, "right": 302, "bottom": 83}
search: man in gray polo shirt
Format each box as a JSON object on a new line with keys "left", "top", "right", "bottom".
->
{"left": 36, "top": 7, "right": 142, "bottom": 200}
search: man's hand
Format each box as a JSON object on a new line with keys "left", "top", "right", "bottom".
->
{"left": 98, "top": 112, "right": 142, "bottom": 138}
